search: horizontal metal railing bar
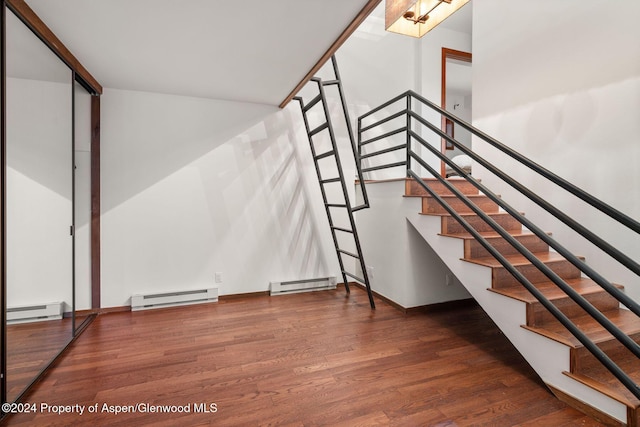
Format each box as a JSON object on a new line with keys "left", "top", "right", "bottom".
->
{"left": 352, "top": 204, "right": 369, "bottom": 212}
{"left": 343, "top": 271, "right": 366, "bottom": 283}
{"left": 326, "top": 203, "right": 347, "bottom": 208}
{"left": 302, "top": 94, "right": 322, "bottom": 112}
{"left": 309, "top": 122, "right": 329, "bottom": 137}
{"left": 360, "top": 109, "right": 408, "bottom": 133}
{"left": 360, "top": 127, "right": 406, "bottom": 147}
{"left": 322, "top": 79, "right": 339, "bottom": 86}
{"left": 356, "top": 89, "right": 640, "bottom": 399}
{"left": 362, "top": 161, "right": 406, "bottom": 173}
{"left": 408, "top": 126, "right": 640, "bottom": 316}
{"left": 360, "top": 143, "right": 406, "bottom": 159}
{"left": 406, "top": 165, "right": 640, "bottom": 400}
{"left": 358, "top": 91, "right": 409, "bottom": 122}
{"left": 408, "top": 142, "right": 640, "bottom": 359}
{"left": 332, "top": 227, "right": 353, "bottom": 233}
{"left": 338, "top": 249, "right": 360, "bottom": 259}
{"left": 406, "top": 90, "right": 640, "bottom": 235}
{"left": 315, "top": 150, "right": 335, "bottom": 160}
{"left": 409, "top": 109, "right": 640, "bottom": 280}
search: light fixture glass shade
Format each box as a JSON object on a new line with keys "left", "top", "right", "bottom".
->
{"left": 385, "top": 0, "right": 469, "bottom": 38}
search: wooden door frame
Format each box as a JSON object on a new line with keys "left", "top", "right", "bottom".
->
{"left": 441, "top": 47, "right": 472, "bottom": 177}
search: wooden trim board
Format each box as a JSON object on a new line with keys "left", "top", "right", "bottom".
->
{"left": 5, "top": 0, "right": 102, "bottom": 94}
{"left": 279, "top": 0, "right": 382, "bottom": 108}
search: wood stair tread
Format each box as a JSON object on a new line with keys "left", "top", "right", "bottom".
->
{"left": 575, "top": 351, "right": 640, "bottom": 408}
{"left": 403, "top": 193, "right": 493, "bottom": 199}
{"left": 464, "top": 251, "right": 575, "bottom": 268}
{"left": 420, "top": 211, "right": 517, "bottom": 218}
{"left": 441, "top": 230, "right": 544, "bottom": 240}
{"left": 565, "top": 370, "right": 640, "bottom": 409}
{"left": 407, "top": 176, "right": 638, "bottom": 424}
{"left": 489, "top": 277, "right": 622, "bottom": 304}
{"left": 404, "top": 177, "right": 480, "bottom": 197}
{"left": 524, "top": 309, "right": 640, "bottom": 347}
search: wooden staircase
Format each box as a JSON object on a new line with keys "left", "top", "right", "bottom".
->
{"left": 405, "top": 177, "right": 640, "bottom": 426}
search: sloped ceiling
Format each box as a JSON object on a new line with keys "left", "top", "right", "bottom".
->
{"left": 23, "top": 0, "right": 376, "bottom": 106}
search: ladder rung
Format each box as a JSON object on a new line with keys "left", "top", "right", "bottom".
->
{"left": 343, "top": 271, "right": 365, "bottom": 284}
{"left": 314, "top": 150, "right": 335, "bottom": 160}
{"left": 302, "top": 94, "right": 322, "bottom": 112}
{"left": 326, "top": 203, "right": 347, "bottom": 208}
{"left": 332, "top": 227, "right": 353, "bottom": 234}
{"left": 322, "top": 79, "right": 339, "bottom": 86}
{"left": 309, "top": 122, "right": 329, "bottom": 137}
{"left": 338, "top": 249, "right": 359, "bottom": 259}
{"left": 320, "top": 177, "right": 341, "bottom": 184}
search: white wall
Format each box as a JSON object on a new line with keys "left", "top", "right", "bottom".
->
{"left": 417, "top": 25, "right": 472, "bottom": 174}
{"left": 473, "top": 0, "right": 640, "bottom": 301}
{"left": 355, "top": 180, "right": 470, "bottom": 307}
{"left": 335, "top": 4, "right": 472, "bottom": 180}
{"left": 100, "top": 89, "right": 340, "bottom": 307}
{"left": 98, "top": 3, "right": 475, "bottom": 309}
{"left": 328, "top": 3, "right": 473, "bottom": 307}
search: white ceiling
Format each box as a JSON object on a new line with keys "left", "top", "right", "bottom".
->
{"left": 24, "top": 0, "right": 375, "bottom": 106}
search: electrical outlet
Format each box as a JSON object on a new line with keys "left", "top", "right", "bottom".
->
{"left": 215, "top": 272, "right": 223, "bottom": 284}
{"left": 366, "top": 266, "right": 374, "bottom": 279}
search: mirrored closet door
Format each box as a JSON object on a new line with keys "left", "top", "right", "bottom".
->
{"left": 4, "top": 7, "right": 74, "bottom": 402}
{"left": 73, "top": 80, "right": 93, "bottom": 333}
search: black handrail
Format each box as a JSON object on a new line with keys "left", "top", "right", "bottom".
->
{"left": 407, "top": 112, "right": 640, "bottom": 316}
{"left": 356, "top": 91, "right": 640, "bottom": 400}
{"left": 407, "top": 129, "right": 640, "bottom": 359}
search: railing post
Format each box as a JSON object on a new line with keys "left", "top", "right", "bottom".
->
{"left": 406, "top": 94, "right": 412, "bottom": 177}
{"left": 357, "top": 116, "right": 362, "bottom": 174}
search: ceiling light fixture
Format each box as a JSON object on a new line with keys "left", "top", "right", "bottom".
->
{"left": 385, "top": 0, "right": 469, "bottom": 38}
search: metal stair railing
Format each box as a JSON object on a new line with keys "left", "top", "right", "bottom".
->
{"left": 293, "top": 55, "right": 375, "bottom": 309}
{"left": 357, "top": 90, "right": 640, "bottom": 399}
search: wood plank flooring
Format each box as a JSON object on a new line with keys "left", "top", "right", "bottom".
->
{"left": 3, "top": 287, "right": 605, "bottom": 426}
{"left": 6, "top": 318, "right": 73, "bottom": 402}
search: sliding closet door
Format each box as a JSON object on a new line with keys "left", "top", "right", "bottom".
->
{"left": 73, "top": 80, "right": 92, "bottom": 331}
{"left": 4, "top": 8, "right": 73, "bottom": 402}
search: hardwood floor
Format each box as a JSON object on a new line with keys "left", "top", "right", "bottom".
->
{"left": 6, "top": 318, "right": 73, "bottom": 402}
{"left": 3, "top": 287, "right": 605, "bottom": 426}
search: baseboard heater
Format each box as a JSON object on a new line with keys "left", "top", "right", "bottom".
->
{"left": 270, "top": 276, "right": 336, "bottom": 296}
{"left": 7, "top": 302, "right": 63, "bottom": 324}
{"left": 131, "top": 287, "right": 218, "bottom": 311}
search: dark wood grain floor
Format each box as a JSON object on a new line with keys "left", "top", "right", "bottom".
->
{"left": 3, "top": 287, "right": 604, "bottom": 426}
{"left": 6, "top": 318, "right": 73, "bottom": 402}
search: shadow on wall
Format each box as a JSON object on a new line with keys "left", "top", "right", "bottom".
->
{"left": 101, "top": 88, "right": 278, "bottom": 213}
{"left": 100, "top": 89, "right": 333, "bottom": 299}
{"left": 7, "top": 78, "right": 72, "bottom": 200}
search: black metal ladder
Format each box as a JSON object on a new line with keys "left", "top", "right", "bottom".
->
{"left": 294, "top": 56, "right": 375, "bottom": 309}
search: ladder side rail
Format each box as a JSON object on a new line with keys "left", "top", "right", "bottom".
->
{"left": 329, "top": 55, "right": 370, "bottom": 211}
{"left": 315, "top": 79, "right": 376, "bottom": 309}
{"left": 295, "top": 96, "right": 351, "bottom": 294}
